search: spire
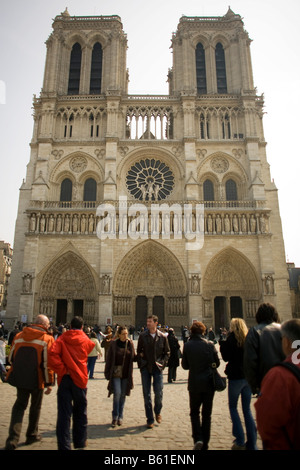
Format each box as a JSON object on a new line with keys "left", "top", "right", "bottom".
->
{"left": 61, "top": 7, "right": 70, "bottom": 18}
{"left": 223, "top": 6, "right": 240, "bottom": 20}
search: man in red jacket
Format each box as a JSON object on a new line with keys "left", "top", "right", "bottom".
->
{"left": 48, "top": 316, "right": 95, "bottom": 450}
{"left": 255, "top": 319, "right": 300, "bottom": 450}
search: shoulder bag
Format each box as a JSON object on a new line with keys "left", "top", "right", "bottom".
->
{"left": 113, "top": 340, "right": 128, "bottom": 378}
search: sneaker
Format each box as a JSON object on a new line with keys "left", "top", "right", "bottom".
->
{"left": 111, "top": 419, "right": 117, "bottom": 428}
{"left": 117, "top": 419, "right": 123, "bottom": 426}
{"left": 193, "top": 441, "right": 203, "bottom": 450}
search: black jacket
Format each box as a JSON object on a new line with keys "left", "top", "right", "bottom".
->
{"left": 219, "top": 332, "right": 245, "bottom": 380}
{"left": 243, "top": 322, "right": 285, "bottom": 394}
{"left": 137, "top": 329, "right": 170, "bottom": 372}
{"left": 182, "top": 334, "right": 220, "bottom": 392}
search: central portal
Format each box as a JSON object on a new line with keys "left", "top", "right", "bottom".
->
{"left": 113, "top": 240, "right": 188, "bottom": 330}
{"left": 135, "top": 295, "right": 165, "bottom": 329}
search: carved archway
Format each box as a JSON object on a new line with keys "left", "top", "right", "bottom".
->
{"left": 38, "top": 250, "right": 97, "bottom": 325}
{"left": 202, "top": 247, "right": 261, "bottom": 328}
{"left": 113, "top": 240, "right": 188, "bottom": 328}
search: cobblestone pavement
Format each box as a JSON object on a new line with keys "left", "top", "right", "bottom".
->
{"left": 0, "top": 340, "right": 262, "bottom": 453}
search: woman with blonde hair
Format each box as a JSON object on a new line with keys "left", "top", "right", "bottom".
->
{"left": 220, "top": 318, "right": 257, "bottom": 450}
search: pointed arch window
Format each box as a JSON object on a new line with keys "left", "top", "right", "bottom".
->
{"left": 60, "top": 178, "right": 72, "bottom": 201}
{"left": 203, "top": 179, "right": 214, "bottom": 201}
{"left": 196, "top": 43, "right": 207, "bottom": 94}
{"left": 83, "top": 178, "right": 97, "bottom": 201}
{"left": 225, "top": 179, "right": 238, "bottom": 201}
{"left": 215, "top": 43, "right": 227, "bottom": 93}
{"left": 90, "top": 42, "right": 103, "bottom": 94}
{"left": 68, "top": 43, "right": 82, "bottom": 95}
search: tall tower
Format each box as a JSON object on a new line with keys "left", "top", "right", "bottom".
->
{"left": 6, "top": 8, "right": 291, "bottom": 331}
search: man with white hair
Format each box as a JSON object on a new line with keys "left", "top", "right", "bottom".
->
{"left": 5, "top": 315, "right": 55, "bottom": 450}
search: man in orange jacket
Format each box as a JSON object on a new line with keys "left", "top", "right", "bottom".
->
{"left": 5, "top": 314, "right": 55, "bottom": 450}
{"left": 48, "top": 316, "right": 95, "bottom": 450}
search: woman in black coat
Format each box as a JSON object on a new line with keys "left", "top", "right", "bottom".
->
{"left": 167, "top": 329, "right": 180, "bottom": 383}
{"left": 182, "top": 321, "right": 220, "bottom": 450}
{"left": 104, "top": 326, "right": 136, "bottom": 427}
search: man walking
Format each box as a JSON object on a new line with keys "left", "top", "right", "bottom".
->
{"left": 5, "top": 314, "right": 54, "bottom": 450}
{"left": 137, "top": 314, "right": 170, "bottom": 428}
{"left": 48, "top": 316, "right": 95, "bottom": 450}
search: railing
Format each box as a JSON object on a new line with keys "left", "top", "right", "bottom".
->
{"left": 28, "top": 199, "right": 266, "bottom": 210}
{"left": 26, "top": 200, "right": 270, "bottom": 237}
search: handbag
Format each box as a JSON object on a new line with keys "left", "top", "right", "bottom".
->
{"left": 112, "top": 365, "right": 123, "bottom": 378}
{"left": 112, "top": 340, "right": 128, "bottom": 378}
{"left": 210, "top": 362, "right": 227, "bottom": 392}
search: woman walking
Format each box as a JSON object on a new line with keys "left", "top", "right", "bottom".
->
{"left": 104, "top": 326, "right": 136, "bottom": 427}
{"left": 182, "top": 321, "right": 221, "bottom": 450}
{"left": 220, "top": 318, "right": 257, "bottom": 450}
{"left": 167, "top": 328, "right": 180, "bottom": 383}
{"left": 87, "top": 331, "right": 102, "bottom": 379}
{"left": 101, "top": 326, "right": 113, "bottom": 362}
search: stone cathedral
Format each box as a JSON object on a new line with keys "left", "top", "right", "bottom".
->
{"left": 6, "top": 8, "right": 292, "bottom": 331}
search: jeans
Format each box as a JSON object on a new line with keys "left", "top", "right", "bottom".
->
{"left": 189, "top": 390, "right": 214, "bottom": 449}
{"left": 6, "top": 387, "right": 44, "bottom": 448}
{"left": 168, "top": 366, "right": 177, "bottom": 382}
{"left": 87, "top": 356, "right": 97, "bottom": 378}
{"left": 112, "top": 377, "right": 128, "bottom": 420}
{"left": 56, "top": 375, "right": 88, "bottom": 450}
{"left": 228, "top": 378, "right": 257, "bottom": 449}
{"left": 141, "top": 366, "right": 163, "bottom": 424}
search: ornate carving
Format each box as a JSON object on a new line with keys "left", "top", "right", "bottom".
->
{"left": 264, "top": 274, "right": 274, "bottom": 295}
{"left": 100, "top": 274, "right": 111, "bottom": 295}
{"left": 22, "top": 274, "right": 33, "bottom": 294}
{"left": 211, "top": 156, "right": 229, "bottom": 173}
{"left": 203, "top": 248, "right": 259, "bottom": 298}
{"left": 40, "top": 251, "right": 96, "bottom": 300}
{"left": 70, "top": 156, "right": 88, "bottom": 173}
{"left": 190, "top": 274, "right": 200, "bottom": 294}
{"left": 51, "top": 149, "right": 64, "bottom": 160}
{"left": 126, "top": 158, "right": 174, "bottom": 201}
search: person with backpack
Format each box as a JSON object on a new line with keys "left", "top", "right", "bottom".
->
{"left": 254, "top": 319, "right": 300, "bottom": 450}
{"left": 4, "top": 315, "right": 55, "bottom": 450}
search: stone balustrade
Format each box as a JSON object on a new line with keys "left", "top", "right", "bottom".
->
{"left": 26, "top": 199, "right": 270, "bottom": 237}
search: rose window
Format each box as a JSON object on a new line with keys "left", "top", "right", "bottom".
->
{"left": 126, "top": 158, "right": 174, "bottom": 201}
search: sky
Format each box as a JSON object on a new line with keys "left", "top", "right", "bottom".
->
{"left": 0, "top": 0, "right": 299, "bottom": 266}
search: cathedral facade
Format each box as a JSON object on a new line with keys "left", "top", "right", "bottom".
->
{"left": 6, "top": 8, "right": 291, "bottom": 331}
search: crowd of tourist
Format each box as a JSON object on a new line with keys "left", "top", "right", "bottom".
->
{"left": 0, "top": 303, "right": 299, "bottom": 451}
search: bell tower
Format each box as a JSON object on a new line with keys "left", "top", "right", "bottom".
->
{"left": 6, "top": 8, "right": 291, "bottom": 330}
{"left": 42, "top": 8, "right": 128, "bottom": 97}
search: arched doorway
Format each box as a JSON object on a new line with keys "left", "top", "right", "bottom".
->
{"left": 38, "top": 250, "right": 97, "bottom": 325}
{"left": 113, "top": 240, "right": 188, "bottom": 329}
{"left": 203, "top": 247, "right": 260, "bottom": 331}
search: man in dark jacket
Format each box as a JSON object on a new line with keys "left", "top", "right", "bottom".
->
{"left": 243, "top": 303, "right": 285, "bottom": 394}
{"left": 182, "top": 321, "right": 220, "bottom": 451}
{"left": 5, "top": 315, "right": 54, "bottom": 450}
{"left": 137, "top": 314, "right": 170, "bottom": 428}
